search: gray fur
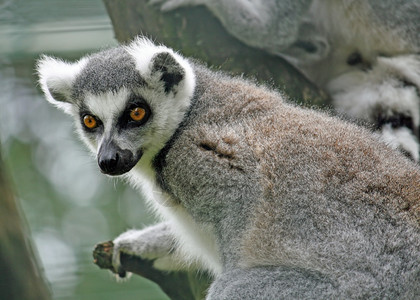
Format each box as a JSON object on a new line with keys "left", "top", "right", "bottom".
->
{"left": 72, "top": 48, "right": 145, "bottom": 100}
{"left": 157, "top": 63, "right": 420, "bottom": 298}
{"left": 112, "top": 222, "right": 177, "bottom": 273}
{"left": 152, "top": 0, "right": 420, "bottom": 161}
{"left": 368, "top": 0, "right": 420, "bottom": 48}
{"left": 37, "top": 40, "right": 420, "bottom": 299}
{"left": 207, "top": 267, "right": 337, "bottom": 299}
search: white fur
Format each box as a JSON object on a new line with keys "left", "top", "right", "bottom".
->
{"left": 50, "top": 38, "right": 222, "bottom": 275}
{"left": 329, "top": 68, "right": 420, "bottom": 126}
{"left": 73, "top": 38, "right": 197, "bottom": 163}
{"left": 79, "top": 89, "right": 132, "bottom": 153}
{"left": 134, "top": 86, "right": 192, "bottom": 156}
{"left": 124, "top": 37, "right": 197, "bottom": 156}
{"left": 380, "top": 125, "right": 419, "bottom": 162}
{"left": 37, "top": 55, "right": 88, "bottom": 114}
{"left": 149, "top": 0, "right": 420, "bottom": 162}
{"left": 85, "top": 90, "right": 131, "bottom": 134}
{"left": 125, "top": 154, "right": 223, "bottom": 275}
{"left": 328, "top": 55, "right": 420, "bottom": 161}
{"left": 379, "top": 55, "right": 420, "bottom": 89}
{"left": 125, "top": 37, "right": 196, "bottom": 106}
{"left": 120, "top": 41, "right": 222, "bottom": 274}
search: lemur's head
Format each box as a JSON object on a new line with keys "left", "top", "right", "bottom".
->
{"left": 37, "top": 38, "right": 196, "bottom": 176}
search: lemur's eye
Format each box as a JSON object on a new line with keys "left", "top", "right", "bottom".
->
{"left": 83, "top": 115, "right": 98, "bottom": 129}
{"left": 121, "top": 101, "right": 151, "bottom": 128}
{"left": 130, "top": 107, "right": 146, "bottom": 122}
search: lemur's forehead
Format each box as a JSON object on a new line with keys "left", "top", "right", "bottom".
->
{"left": 83, "top": 89, "right": 130, "bottom": 125}
{"left": 72, "top": 47, "right": 145, "bottom": 100}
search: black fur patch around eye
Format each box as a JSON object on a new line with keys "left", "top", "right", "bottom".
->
{"left": 117, "top": 98, "right": 151, "bottom": 130}
{"left": 79, "top": 111, "right": 103, "bottom": 134}
{"left": 151, "top": 52, "right": 185, "bottom": 94}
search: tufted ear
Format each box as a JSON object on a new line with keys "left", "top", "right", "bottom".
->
{"left": 125, "top": 37, "right": 196, "bottom": 99}
{"left": 36, "top": 55, "right": 86, "bottom": 114}
{"left": 150, "top": 52, "right": 185, "bottom": 94}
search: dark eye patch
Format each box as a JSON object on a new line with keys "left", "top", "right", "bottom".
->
{"left": 79, "top": 110, "right": 103, "bottom": 133}
{"left": 117, "top": 97, "right": 151, "bottom": 130}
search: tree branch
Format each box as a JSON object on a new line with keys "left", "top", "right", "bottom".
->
{"left": 93, "top": 241, "right": 211, "bottom": 300}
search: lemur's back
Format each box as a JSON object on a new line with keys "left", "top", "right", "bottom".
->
{"left": 159, "top": 63, "right": 420, "bottom": 297}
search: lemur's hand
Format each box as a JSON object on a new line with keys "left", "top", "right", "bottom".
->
{"left": 110, "top": 222, "right": 181, "bottom": 278}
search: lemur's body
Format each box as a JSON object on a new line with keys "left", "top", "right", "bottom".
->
{"left": 38, "top": 39, "right": 420, "bottom": 299}
{"left": 152, "top": 0, "right": 420, "bottom": 162}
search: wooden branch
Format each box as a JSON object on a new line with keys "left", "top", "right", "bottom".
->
{"left": 93, "top": 241, "right": 211, "bottom": 300}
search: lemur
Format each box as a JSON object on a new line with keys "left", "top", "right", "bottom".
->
{"left": 151, "top": 0, "right": 420, "bottom": 162}
{"left": 37, "top": 38, "right": 420, "bottom": 299}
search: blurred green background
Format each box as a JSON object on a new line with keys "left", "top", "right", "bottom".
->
{"left": 0, "top": 0, "right": 168, "bottom": 299}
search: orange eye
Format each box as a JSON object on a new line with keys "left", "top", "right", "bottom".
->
{"left": 130, "top": 107, "right": 146, "bottom": 122}
{"left": 83, "top": 115, "right": 97, "bottom": 129}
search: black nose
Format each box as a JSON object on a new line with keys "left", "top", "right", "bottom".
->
{"left": 97, "top": 140, "right": 137, "bottom": 176}
{"left": 98, "top": 151, "right": 119, "bottom": 174}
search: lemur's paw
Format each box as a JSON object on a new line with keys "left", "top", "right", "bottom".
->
{"left": 112, "top": 230, "right": 160, "bottom": 274}
{"left": 380, "top": 124, "right": 419, "bottom": 162}
{"left": 111, "top": 227, "right": 182, "bottom": 275}
{"left": 92, "top": 240, "right": 129, "bottom": 278}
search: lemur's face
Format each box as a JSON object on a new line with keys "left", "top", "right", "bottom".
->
{"left": 77, "top": 88, "right": 152, "bottom": 176}
{"left": 37, "top": 38, "right": 195, "bottom": 176}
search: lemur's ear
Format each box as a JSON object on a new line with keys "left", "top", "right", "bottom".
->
{"left": 125, "top": 37, "right": 195, "bottom": 99}
{"left": 150, "top": 52, "right": 185, "bottom": 94}
{"left": 37, "top": 55, "right": 86, "bottom": 114}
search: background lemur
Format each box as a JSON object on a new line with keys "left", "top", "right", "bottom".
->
{"left": 151, "top": 0, "right": 420, "bottom": 162}
{"left": 38, "top": 38, "right": 420, "bottom": 299}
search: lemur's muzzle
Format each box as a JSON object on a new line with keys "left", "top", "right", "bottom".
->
{"left": 97, "top": 140, "right": 141, "bottom": 176}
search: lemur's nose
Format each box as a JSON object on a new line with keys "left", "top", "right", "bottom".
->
{"left": 97, "top": 140, "right": 123, "bottom": 175}
{"left": 97, "top": 139, "right": 138, "bottom": 176}
{"left": 98, "top": 151, "right": 119, "bottom": 174}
